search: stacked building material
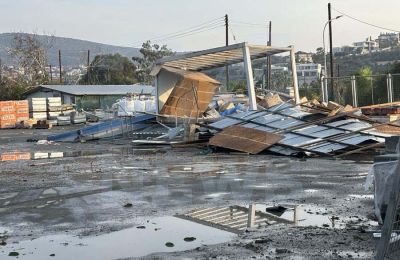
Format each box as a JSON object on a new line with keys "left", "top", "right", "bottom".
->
{"left": 47, "top": 97, "right": 62, "bottom": 120}
{"left": 30, "top": 98, "right": 47, "bottom": 120}
{"left": 15, "top": 100, "right": 29, "bottom": 123}
{"left": 0, "top": 101, "right": 16, "bottom": 129}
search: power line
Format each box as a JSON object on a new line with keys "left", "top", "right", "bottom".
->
{"left": 131, "top": 16, "right": 225, "bottom": 47}
{"left": 150, "top": 21, "right": 224, "bottom": 42}
{"left": 333, "top": 7, "right": 400, "bottom": 33}
{"left": 156, "top": 25, "right": 223, "bottom": 44}
{"left": 230, "top": 20, "right": 268, "bottom": 27}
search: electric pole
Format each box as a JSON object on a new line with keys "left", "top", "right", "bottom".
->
{"left": 267, "top": 21, "right": 272, "bottom": 90}
{"left": 87, "top": 50, "right": 90, "bottom": 85}
{"left": 0, "top": 58, "right": 2, "bottom": 83}
{"left": 58, "top": 50, "right": 62, "bottom": 84}
{"left": 49, "top": 65, "right": 53, "bottom": 82}
{"left": 225, "top": 14, "right": 229, "bottom": 90}
{"left": 328, "top": 3, "right": 334, "bottom": 100}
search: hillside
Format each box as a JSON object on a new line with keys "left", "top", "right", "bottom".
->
{"left": 0, "top": 33, "right": 141, "bottom": 66}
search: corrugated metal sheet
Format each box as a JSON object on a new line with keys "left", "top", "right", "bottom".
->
{"left": 26, "top": 84, "right": 155, "bottom": 96}
{"left": 208, "top": 104, "right": 386, "bottom": 156}
{"left": 209, "top": 126, "right": 283, "bottom": 154}
{"left": 159, "top": 68, "right": 219, "bottom": 117}
{"left": 155, "top": 42, "right": 292, "bottom": 71}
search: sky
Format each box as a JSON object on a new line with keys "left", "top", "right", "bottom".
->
{"left": 1, "top": 0, "right": 400, "bottom": 52}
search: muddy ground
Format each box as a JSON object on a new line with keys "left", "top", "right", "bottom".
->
{"left": 0, "top": 127, "right": 381, "bottom": 259}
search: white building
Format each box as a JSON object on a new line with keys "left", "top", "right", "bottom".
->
{"left": 296, "top": 63, "right": 322, "bottom": 86}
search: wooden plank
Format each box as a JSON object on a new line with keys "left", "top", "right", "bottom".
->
{"left": 209, "top": 125, "right": 283, "bottom": 154}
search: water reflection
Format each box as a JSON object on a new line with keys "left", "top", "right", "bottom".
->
{"left": 0, "top": 216, "right": 234, "bottom": 260}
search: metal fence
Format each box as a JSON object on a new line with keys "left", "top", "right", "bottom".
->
{"left": 297, "top": 73, "right": 400, "bottom": 107}
{"left": 376, "top": 160, "right": 400, "bottom": 259}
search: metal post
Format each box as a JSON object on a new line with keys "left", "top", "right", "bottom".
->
{"left": 320, "top": 75, "right": 326, "bottom": 103}
{"left": 242, "top": 44, "right": 257, "bottom": 110}
{"left": 324, "top": 77, "right": 329, "bottom": 102}
{"left": 351, "top": 75, "right": 358, "bottom": 107}
{"left": 294, "top": 206, "right": 299, "bottom": 226}
{"left": 387, "top": 73, "right": 393, "bottom": 103}
{"left": 290, "top": 46, "right": 300, "bottom": 104}
{"left": 247, "top": 203, "right": 256, "bottom": 228}
{"left": 328, "top": 3, "right": 335, "bottom": 99}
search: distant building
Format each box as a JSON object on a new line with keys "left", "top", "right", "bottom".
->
{"left": 296, "top": 63, "right": 322, "bottom": 86}
{"left": 295, "top": 51, "right": 313, "bottom": 63}
{"left": 353, "top": 38, "right": 379, "bottom": 54}
{"left": 23, "top": 84, "right": 154, "bottom": 110}
{"left": 378, "top": 33, "right": 399, "bottom": 49}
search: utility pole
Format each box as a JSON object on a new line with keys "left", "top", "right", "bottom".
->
{"left": 225, "top": 14, "right": 229, "bottom": 90}
{"left": 49, "top": 65, "right": 53, "bottom": 82}
{"left": 337, "top": 64, "right": 340, "bottom": 77}
{"left": 0, "top": 58, "right": 2, "bottom": 83}
{"left": 87, "top": 50, "right": 90, "bottom": 85}
{"left": 267, "top": 21, "right": 272, "bottom": 90}
{"left": 58, "top": 50, "right": 62, "bottom": 84}
{"left": 328, "top": 3, "right": 335, "bottom": 100}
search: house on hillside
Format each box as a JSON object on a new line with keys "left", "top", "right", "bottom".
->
{"left": 23, "top": 84, "right": 154, "bottom": 110}
{"left": 295, "top": 51, "right": 313, "bottom": 63}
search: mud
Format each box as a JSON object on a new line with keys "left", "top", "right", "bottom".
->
{"left": 0, "top": 127, "right": 379, "bottom": 259}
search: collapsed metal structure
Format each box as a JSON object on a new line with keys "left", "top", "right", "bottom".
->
{"left": 206, "top": 102, "right": 389, "bottom": 157}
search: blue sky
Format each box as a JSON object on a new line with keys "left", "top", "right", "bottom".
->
{"left": 1, "top": 0, "right": 400, "bottom": 52}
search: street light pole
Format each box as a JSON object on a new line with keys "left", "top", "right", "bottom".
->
{"left": 322, "top": 15, "right": 342, "bottom": 102}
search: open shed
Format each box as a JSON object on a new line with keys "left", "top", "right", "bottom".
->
{"left": 152, "top": 42, "right": 300, "bottom": 114}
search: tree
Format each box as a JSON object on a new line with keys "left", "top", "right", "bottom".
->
{"left": 312, "top": 47, "right": 325, "bottom": 65}
{"left": 80, "top": 54, "right": 137, "bottom": 85}
{"left": 0, "top": 77, "right": 27, "bottom": 101}
{"left": 355, "top": 66, "right": 373, "bottom": 106}
{"left": 8, "top": 33, "right": 51, "bottom": 85}
{"left": 132, "top": 41, "right": 174, "bottom": 84}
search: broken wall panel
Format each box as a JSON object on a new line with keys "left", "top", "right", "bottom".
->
{"left": 156, "top": 66, "right": 220, "bottom": 118}
{"left": 209, "top": 125, "right": 283, "bottom": 154}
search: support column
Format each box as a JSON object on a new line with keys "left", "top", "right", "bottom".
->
{"left": 320, "top": 75, "right": 326, "bottom": 103}
{"left": 387, "top": 73, "right": 393, "bottom": 103}
{"left": 351, "top": 75, "right": 357, "bottom": 107}
{"left": 290, "top": 46, "right": 300, "bottom": 104}
{"left": 155, "top": 75, "right": 159, "bottom": 114}
{"left": 242, "top": 44, "right": 257, "bottom": 110}
{"left": 247, "top": 203, "right": 256, "bottom": 228}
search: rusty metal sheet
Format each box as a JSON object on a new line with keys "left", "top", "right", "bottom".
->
{"left": 209, "top": 125, "right": 283, "bottom": 154}
{"left": 159, "top": 71, "right": 219, "bottom": 118}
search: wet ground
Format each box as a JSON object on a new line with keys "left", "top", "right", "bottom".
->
{"left": 0, "top": 127, "right": 380, "bottom": 259}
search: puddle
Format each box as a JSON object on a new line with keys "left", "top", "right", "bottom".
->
{"left": 0, "top": 216, "right": 234, "bottom": 259}
{"left": 0, "top": 147, "right": 170, "bottom": 162}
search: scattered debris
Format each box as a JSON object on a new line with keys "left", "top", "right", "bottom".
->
{"left": 184, "top": 237, "right": 196, "bottom": 242}
{"left": 165, "top": 242, "right": 175, "bottom": 247}
{"left": 123, "top": 203, "right": 133, "bottom": 208}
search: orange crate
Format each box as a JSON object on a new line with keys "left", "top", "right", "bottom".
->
{"left": 0, "top": 114, "right": 16, "bottom": 121}
{"left": 1, "top": 153, "right": 17, "bottom": 161}
{"left": 15, "top": 100, "right": 28, "bottom": 107}
{"left": 16, "top": 107, "right": 29, "bottom": 114}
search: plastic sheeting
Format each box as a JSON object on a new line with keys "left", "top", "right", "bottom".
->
{"left": 366, "top": 159, "right": 400, "bottom": 224}
{"left": 117, "top": 98, "right": 156, "bottom": 116}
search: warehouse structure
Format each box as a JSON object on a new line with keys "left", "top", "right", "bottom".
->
{"left": 23, "top": 84, "right": 154, "bottom": 110}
